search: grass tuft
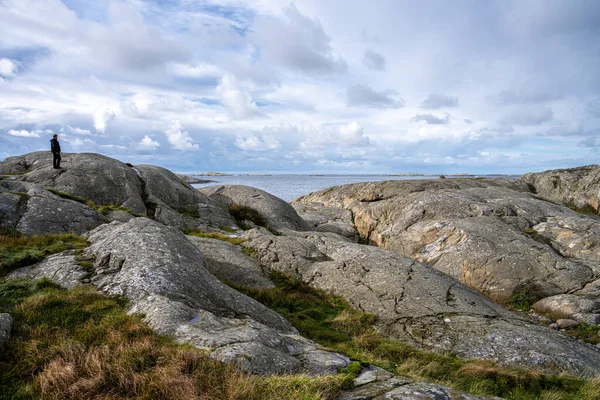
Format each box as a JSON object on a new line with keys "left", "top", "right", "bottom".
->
{"left": 0, "top": 280, "right": 352, "bottom": 400}
{"left": 183, "top": 229, "right": 246, "bottom": 245}
{"left": 0, "top": 233, "right": 89, "bottom": 277}
{"left": 45, "top": 188, "right": 130, "bottom": 215}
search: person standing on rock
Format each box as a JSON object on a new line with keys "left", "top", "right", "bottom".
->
{"left": 50, "top": 134, "right": 61, "bottom": 169}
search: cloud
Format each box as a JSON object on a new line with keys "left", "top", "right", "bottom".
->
{"left": 421, "top": 94, "right": 459, "bottom": 109}
{"left": 93, "top": 108, "right": 116, "bottom": 133}
{"left": 579, "top": 136, "right": 600, "bottom": 149}
{"left": 216, "top": 75, "right": 260, "bottom": 118}
{"left": 346, "top": 84, "right": 404, "bottom": 108}
{"left": 168, "top": 62, "right": 221, "bottom": 79}
{"left": 164, "top": 120, "right": 199, "bottom": 150}
{"left": 0, "top": 58, "right": 18, "bottom": 78}
{"left": 362, "top": 50, "right": 386, "bottom": 70}
{"left": 300, "top": 122, "right": 373, "bottom": 148}
{"left": 411, "top": 113, "right": 451, "bottom": 125}
{"left": 251, "top": 4, "right": 347, "bottom": 74}
{"left": 89, "top": 2, "right": 189, "bottom": 70}
{"left": 137, "top": 135, "right": 160, "bottom": 150}
{"left": 235, "top": 135, "right": 280, "bottom": 151}
{"left": 8, "top": 129, "right": 40, "bottom": 138}
{"left": 501, "top": 107, "right": 553, "bottom": 126}
{"left": 66, "top": 125, "right": 92, "bottom": 135}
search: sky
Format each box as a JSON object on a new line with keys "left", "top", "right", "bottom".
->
{"left": 1, "top": 0, "right": 599, "bottom": 174}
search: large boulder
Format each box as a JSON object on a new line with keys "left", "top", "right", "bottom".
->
{"left": 521, "top": 165, "right": 600, "bottom": 213}
{"left": 243, "top": 229, "right": 600, "bottom": 376}
{"left": 200, "top": 185, "right": 310, "bottom": 232}
{"left": 0, "top": 152, "right": 146, "bottom": 214}
{"left": 135, "top": 165, "right": 235, "bottom": 230}
{"left": 294, "top": 179, "right": 599, "bottom": 304}
{"left": 0, "top": 152, "right": 238, "bottom": 231}
{"left": 0, "top": 180, "right": 106, "bottom": 235}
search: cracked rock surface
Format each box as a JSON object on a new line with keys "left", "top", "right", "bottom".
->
{"left": 0, "top": 180, "right": 106, "bottom": 235}
{"left": 243, "top": 229, "right": 600, "bottom": 376}
{"left": 294, "top": 179, "right": 600, "bottom": 305}
{"left": 521, "top": 165, "right": 600, "bottom": 213}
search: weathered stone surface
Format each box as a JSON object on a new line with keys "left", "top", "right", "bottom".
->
{"left": 244, "top": 230, "right": 600, "bottom": 376}
{"left": 9, "top": 252, "right": 88, "bottom": 289}
{"left": 293, "top": 201, "right": 358, "bottom": 240}
{"left": 135, "top": 165, "right": 235, "bottom": 230}
{"left": 13, "top": 217, "right": 349, "bottom": 375}
{"left": 0, "top": 180, "right": 106, "bottom": 235}
{"left": 175, "top": 173, "right": 214, "bottom": 184}
{"left": 533, "top": 294, "right": 600, "bottom": 323}
{"left": 186, "top": 236, "right": 274, "bottom": 289}
{"left": 379, "top": 382, "right": 497, "bottom": 400}
{"left": 294, "top": 179, "right": 598, "bottom": 304}
{"left": 521, "top": 165, "right": 600, "bottom": 213}
{"left": 0, "top": 313, "right": 13, "bottom": 349}
{"left": 0, "top": 152, "right": 147, "bottom": 214}
{"left": 200, "top": 185, "right": 310, "bottom": 231}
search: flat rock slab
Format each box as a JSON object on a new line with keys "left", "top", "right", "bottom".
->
{"left": 9, "top": 252, "right": 88, "bottom": 289}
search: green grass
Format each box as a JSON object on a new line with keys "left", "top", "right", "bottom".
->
{"left": 234, "top": 271, "right": 600, "bottom": 400}
{"left": 183, "top": 229, "right": 246, "bottom": 245}
{"left": 178, "top": 207, "right": 202, "bottom": 218}
{"left": 508, "top": 289, "right": 539, "bottom": 312}
{"left": 220, "top": 226, "right": 236, "bottom": 233}
{"left": 0, "top": 279, "right": 354, "bottom": 400}
{"left": 0, "top": 232, "right": 89, "bottom": 277}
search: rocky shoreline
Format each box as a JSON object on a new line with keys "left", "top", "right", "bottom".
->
{"left": 2, "top": 152, "right": 600, "bottom": 399}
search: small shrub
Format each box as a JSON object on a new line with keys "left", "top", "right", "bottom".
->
{"left": 228, "top": 204, "right": 268, "bottom": 229}
{"left": 509, "top": 290, "right": 538, "bottom": 311}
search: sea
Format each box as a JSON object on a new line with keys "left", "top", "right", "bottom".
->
{"left": 192, "top": 174, "right": 518, "bottom": 202}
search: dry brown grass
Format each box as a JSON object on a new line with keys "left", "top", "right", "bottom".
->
{"left": 0, "top": 282, "right": 352, "bottom": 400}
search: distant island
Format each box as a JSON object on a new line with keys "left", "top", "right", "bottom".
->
{"left": 195, "top": 172, "right": 231, "bottom": 176}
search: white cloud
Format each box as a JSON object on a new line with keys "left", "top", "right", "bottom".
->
{"left": 216, "top": 75, "right": 260, "bottom": 119}
{"left": 301, "top": 122, "right": 373, "bottom": 148}
{"left": 0, "top": 58, "right": 18, "bottom": 78}
{"left": 235, "top": 135, "right": 280, "bottom": 151}
{"left": 168, "top": 62, "right": 221, "bottom": 79}
{"left": 67, "top": 125, "right": 92, "bottom": 135}
{"left": 421, "top": 94, "right": 459, "bottom": 109}
{"left": 93, "top": 108, "right": 116, "bottom": 133}
{"left": 137, "top": 135, "right": 160, "bottom": 150}
{"left": 164, "top": 120, "right": 199, "bottom": 150}
{"left": 8, "top": 129, "right": 40, "bottom": 138}
{"left": 251, "top": 4, "right": 347, "bottom": 74}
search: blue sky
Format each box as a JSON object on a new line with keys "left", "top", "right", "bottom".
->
{"left": 1, "top": 0, "right": 599, "bottom": 174}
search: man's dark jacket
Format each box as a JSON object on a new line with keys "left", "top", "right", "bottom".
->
{"left": 50, "top": 138, "right": 61, "bottom": 153}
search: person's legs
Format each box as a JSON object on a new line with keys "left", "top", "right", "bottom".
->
{"left": 53, "top": 153, "right": 61, "bottom": 168}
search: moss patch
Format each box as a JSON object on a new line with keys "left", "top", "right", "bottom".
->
{"left": 0, "top": 279, "right": 353, "bottom": 400}
{"left": 0, "top": 232, "right": 88, "bottom": 277}
{"left": 235, "top": 271, "right": 599, "bottom": 400}
{"left": 228, "top": 204, "right": 268, "bottom": 230}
